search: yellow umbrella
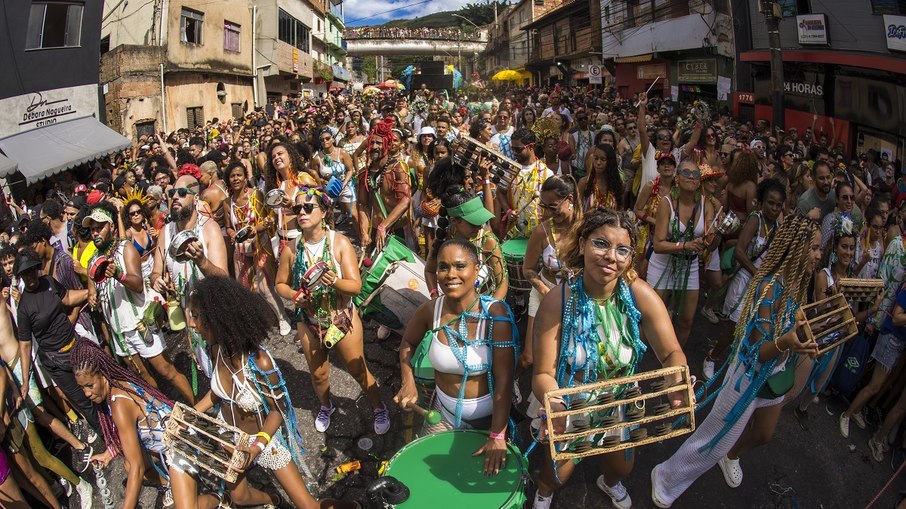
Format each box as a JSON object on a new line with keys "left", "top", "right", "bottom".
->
{"left": 492, "top": 69, "right": 522, "bottom": 81}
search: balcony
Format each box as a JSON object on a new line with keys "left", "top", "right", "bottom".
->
{"left": 326, "top": 9, "right": 344, "bottom": 29}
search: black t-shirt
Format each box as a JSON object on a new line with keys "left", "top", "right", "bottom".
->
{"left": 17, "top": 276, "right": 72, "bottom": 351}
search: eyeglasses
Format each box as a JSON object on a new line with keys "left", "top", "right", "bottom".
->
{"left": 539, "top": 199, "right": 564, "bottom": 212}
{"left": 719, "top": 152, "right": 731, "bottom": 158}
{"left": 292, "top": 203, "right": 317, "bottom": 214}
{"left": 588, "top": 238, "right": 633, "bottom": 261}
{"left": 656, "top": 135, "right": 672, "bottom": 141}
{"left": 167, "top": 187, "right": 197, "bottom": 199}
{"left": 679, "top": 168, "right": 702, "bottom": 179}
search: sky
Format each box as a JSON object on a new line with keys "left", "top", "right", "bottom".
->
{"left": 344, "top": 0, "right": 476, "bottom": 26}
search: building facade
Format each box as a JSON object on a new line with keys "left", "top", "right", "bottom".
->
{"left": 254, "top": 0, "right": 316, "bottom": 104}
{"left": 523, "top": 0, "right": 603, "bottom": 86}
{"left": 599, "top": 0, "right": 735, "bottom": 102}
{"left": 736, "top": 0, "right": 906, "bottom": 159}
{"left": 102, "top": 0, "right": 255, "bottom": 138}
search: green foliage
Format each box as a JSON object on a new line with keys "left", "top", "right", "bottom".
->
{"left": 381, "top": 0, "right": 507, "bottom": 30}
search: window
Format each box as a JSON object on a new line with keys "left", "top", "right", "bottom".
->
{"left": 777, "top": 0, "right": 810, "bottom": 16}
{"left": 278, "top": 9, "right": 310, "bottom": 52}
{"left": 135, "top": 120, "right": 156, "bottom": 140}
{"left": 534, "top": 0, "right": 543, "bottom": 6}
{"left": 224, "top": 21, "right": 240, "bottom": 52}
{"left": 26, "top": 2, "right": 84, "bottom": 50}
{"left": 100, "top": 35, "right": 110, "bottom": 54}
{"left": 870, "top": 0, "right": 906, "bottom": 14}
{"left": 186, "top": 107, "right": 204, "bottom": 129}
{"left": 180, "top": 8, "right": 204, "bottom": 45}
{"left": 231, "top": 103, "right": 243, "bottom": 119}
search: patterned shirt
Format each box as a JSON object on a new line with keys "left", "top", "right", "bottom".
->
{"left": 870, "top": 235, "right": 906, "bottom": 329}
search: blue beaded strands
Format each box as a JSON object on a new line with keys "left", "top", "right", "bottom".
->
{"left": 245, "top": 346, "right": 306, "bottom": 463}
{"left": 437, "top": 295, "right": 519, "bottom": 429}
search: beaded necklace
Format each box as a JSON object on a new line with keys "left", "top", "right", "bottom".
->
{"left": 291, "top": 230, "right": 337, "bottom": 325}
{"left": 469, "top": 228, "right": 506, "bottom": 296}
{"left": 513, "top": 161, "right": 544, "bottom": 236}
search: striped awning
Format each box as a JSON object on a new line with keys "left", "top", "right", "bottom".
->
{"left": 614, "top": 53, "right": 653, "bottom": 64}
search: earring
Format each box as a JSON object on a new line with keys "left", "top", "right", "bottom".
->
{"left": 568, "top": 203, "right": 574, "bottom": 211}
{"left": 830, "top": 252, "right": 838, "bottom": 264}
{"left": 321, "top": 218, "right": 327, "bottom": 229}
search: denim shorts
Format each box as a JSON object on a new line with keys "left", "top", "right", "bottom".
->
{"left": 871, "top": 333, "right": 906, "bottom": 372}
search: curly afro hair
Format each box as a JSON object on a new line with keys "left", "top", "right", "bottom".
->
{"left": 187, "top": 276, "right": 278, "bottom": 358}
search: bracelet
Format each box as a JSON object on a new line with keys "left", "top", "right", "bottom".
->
{"left": 254, "top": 440, "right": 267, "bottom": 452}
{"left": 118, "top": 270, "right": 127, "bottom": 284}
{"left": 483, "top": 179, "right": 491, "bottom": 185}
{"left": 489, "top": 430, "right": 506, "bottom": 441}
{"left": 675, "top": 242, "right": 680, "bottom": 252}
{"left": 376, "top": 225, "right": 387, "bottom": 234}
{"left": 429, "top": 288, "right": 439, "bottom": 297}
{"left": 255, "top": 431, "right": 272, "bottom": 446}
{"left": 773, "top": 336, "right": 789, "bottom": 352}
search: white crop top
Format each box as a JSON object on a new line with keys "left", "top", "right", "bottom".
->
{"left": 427, "top": 297, "right": 490, "bottom": 376}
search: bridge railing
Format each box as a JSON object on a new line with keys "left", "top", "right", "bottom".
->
{"left": 345, "top": 26, "right": 484, "bottom": 42}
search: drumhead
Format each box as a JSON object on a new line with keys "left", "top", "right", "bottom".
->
{"left": 383, "top": 430, "right": 526, "bottom": 508}
{"left": 303, "top": 261, "right": 329, "bottom": 290}
{"left": 501, "top": 239, "right": 528, "bottom": 262}
{"left": 265, "top": 189, "right": 285, "bottom": 208}
{"left": 169, "top": 230, "right": 198, "bottom": 263}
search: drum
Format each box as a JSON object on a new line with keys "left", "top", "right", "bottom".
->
{"left": 265, "top": 189, "right": 286, "bottom": 209}
{"left": 326, "top": 176, "right": 344, "bottom": 200}
{"left": 356, "top": 236, "right": 431, "bottom": 332}
{"left": 303, "top": 261, "right": 329, "bottom": 291}
{"left": 502, "top": 239, "right": 530, "bottom": 292}
{"left": 382, "top": 430, "right": 527, "bottom": 509}
{"left": 169, "top": 230, "right": 199, "bottom": 263}
{"left": 88, "top": 255, "right": 111, "bottom": 283}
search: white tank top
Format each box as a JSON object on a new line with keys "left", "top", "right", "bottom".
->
{"left": 162, "top": 212, "right": 209, "bottom": 302}
{"left": 97, "top": 240, "right": 146, "bottom": 333}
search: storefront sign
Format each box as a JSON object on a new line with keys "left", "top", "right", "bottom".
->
{"left": 677, "top": 59, "right": 717, "bottom": 84}
{"left": 637, "top": 63, "right": 665, "bottom": 80}
{"left": 784, "top": 80, "right": 823, "bottom": 98}
{"left": 588, "top": 65, "right": 603, "bottom": 85}
{"left": 735, "top": 91, "right": 755, "bottom": 104}
{"left": 797, "top": 14, "right": 828, "bottom": 45}
{"left": 884, "top": 15, "right": 906, "bottom": 52}
{"left": 0, "top": 84, "right": 99, "bottom": 137}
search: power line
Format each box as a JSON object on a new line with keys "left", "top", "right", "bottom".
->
{"left": 345, "top": 0, "right": 433, "bottom": 25}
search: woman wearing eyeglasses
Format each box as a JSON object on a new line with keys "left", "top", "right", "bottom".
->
{"left": 633, "top": 153, "right": 676, "bottom": 279}
{"left": 274, "top": 188, "right": 391, "bottom": 436}
{"left": 531, "top": 207, "right": 687, "bottom": 509}
{"left": 312, "top": 128, "right": 357, "bottom": 229}
{"left": 648, "top": 161, "right": 716, "bottom": 348}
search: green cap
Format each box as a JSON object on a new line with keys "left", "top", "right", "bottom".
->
{"left": 447, "top": 197, "right": 494, "bottom": 226}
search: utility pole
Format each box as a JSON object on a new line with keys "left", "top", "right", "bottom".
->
{"left": 760, "top": 0, "right": 785, "bottom": 130}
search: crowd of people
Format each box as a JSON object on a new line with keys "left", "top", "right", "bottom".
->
{"left": 0, "top": 80, "right": 905, "bottom": 509}
{"left": 345, "top": 26, "right": 483, "bottom": 41}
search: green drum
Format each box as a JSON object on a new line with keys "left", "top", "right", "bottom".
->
{"left": 502, "top": 238, "right": 530, "bottom": 292}
{"left": 383, "top": 430, "right": 527, "bottom": 509}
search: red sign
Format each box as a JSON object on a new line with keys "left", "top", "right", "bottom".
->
{"left": 735, "top": 91, "right": 755, "bottom": 104}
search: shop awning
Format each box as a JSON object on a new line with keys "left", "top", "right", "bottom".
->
{"left": 0, "top": 116, "right": 131, "bottom": 185}
{"left": 614, "top": 53, "right": 653, "bottom": 64}
{"left": 0, "top": 154, "right": 17, "bottom": 178}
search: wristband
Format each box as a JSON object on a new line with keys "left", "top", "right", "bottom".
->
{"left": 118, "top": 270, "right": 127, "bottom": 284}
{"left": 489, "top": 430, "right": 506, "bottom": 441}
{"left": 483, "top": 179, "right": 491, "bottom": 185}
{"left": 430, "top": 288, "right": 439, "bottom": 297}
{"left": 254, "top": 440, "right": 267, "bottom": 452}
{"left": 255, "top": 431, "right": 272, "bottom": 446}
{"left": 674, "top": 242, "right": 680, "bottom": 252}
{"left": 376, "top": 225, "right": 387, "bottom": 234}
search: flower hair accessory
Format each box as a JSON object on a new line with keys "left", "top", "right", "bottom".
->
{"left": 178, "top": 163, "right": 202, "bottom": 180}
{"left": 835, "top": 213, "right": 854, "bottom": 236}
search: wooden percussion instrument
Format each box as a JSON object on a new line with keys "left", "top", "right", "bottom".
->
{"left": 837, "top": 278, "right": 884, "bottom": 304}
{"left": 797, "top": 293, "right": 859, "bottom": 355}
{"left": 542, "top": 366, "right": 696, "bottom": 461}
{"left": 451, "top": 135, "right": 521, "bottom": 191}
{"left": 163, "top": 402, "right": 249, "bottom": 483}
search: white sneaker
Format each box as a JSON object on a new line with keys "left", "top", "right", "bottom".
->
{"left": 852, "top": 411, "right": 867, "bottom": 430}
{"left": 315, "top": 402, "right": 336, "bottom": 433}
{"left": 58, "top": 478, "right": 73, "bottom": 497}
{"left": 701, "top": 306, "right": 720, "bottom": 324}
{"left": 279, "top": 320, "right": 292, "bottom": 336}
{"left": 596, "top": 476, "right": 632, "bottom": 509}
{"left": 718, "top": 456, "right": 743, "bottom": 488}
{"left": 75, "top": 478, "right": 94, "bottom": 509}
{"left": 373, "top": 404, "right": 391, "bottom": 435}
{"left": 702, "top": 357, "right": 715, "bottom": 380}
{"left": 377, "top": 324, "right": 391, "bottom": 340}
{"left": 839, "top": 413, "right": 850, "bottom": 438}
{"left": 532, "top": 492, "right": 553, "bottom": 509}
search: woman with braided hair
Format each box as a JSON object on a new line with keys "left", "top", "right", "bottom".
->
{"left": 531, "top": 207, "right": 687, "bottom": 509}
{"left": 651, "top": 214, "right": 822, "bottom": 508}
{"left": 73, "top": 339, "right": 218, "bottom": 508}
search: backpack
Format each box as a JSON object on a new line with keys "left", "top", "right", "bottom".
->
{"left": 830, "top": 333, "right": 873, "bottom": 401}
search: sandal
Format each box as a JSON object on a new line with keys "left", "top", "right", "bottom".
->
{"left": 718, "top": 456, "right": 743, "bottom": 488}
{"left": 162, "top": 487, "right": 174, "bottom": 507}
{"left": 650, "top": 463, "right": 673, "bottom": 508}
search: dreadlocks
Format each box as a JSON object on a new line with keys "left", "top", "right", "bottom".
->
{"left": 70, "top": 339, "right": 174, "bottom": 458}
{"left": 363, "top": 116, "right": 397, "bottom": 192}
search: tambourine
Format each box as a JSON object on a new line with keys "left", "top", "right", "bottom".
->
{"left": 715, "top": 211, "right": 741, "bottom": 235}
{"left": 303, "top": 261, "right": 330, "bottom": 291}
{"left": 264, "top": 189, "right": 286, "bottom": 209}
{"left": 234, "top": 225, "right": 254, "bottom": 243}
{"left": 169, "top": 230, "right": 199, "bottom": 263}
{"left": 88, "top": 256, "right": 111, "bottom": 283}
{"left": 326, "top": 176, "right": 344, "bottom": 200}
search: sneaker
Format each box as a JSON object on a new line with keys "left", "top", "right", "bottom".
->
{"left": 596, "top": 476, "right": 632, "bottom": 509}
{"left": 278, "top": 320, "right": 292, "bottom": 336}
{"left": 374, "top": 403, "right": 391, "bottom": 435}
{"left": 74, "top": 443, "right": 94, "bottom": 473}
{"left": 75, "top": 478, "right": 94, "bottom": 509}
{"left": 717, "top": 456, "right": 743, "bottom": 488}
{"left": 532, "top": 492, "right": 553, "bottom": 509}
{"left": 793, "top": 407, "right": 809, "bottom": 431}
{"left": 853, "top": 411, "right": 867, "bottom": 430}
{"left": 58, "top": 478, "right": 73, "bottom": 498}
{"left": 377, "top": 324, "right": 391, "bottom": 340}
{"left": 839, "top": 413, "right": 850, "bottom": 438}
{"left": 701, "top": 306, "right": 720, "bottom": 324}
{"left": 869, "top": 437, "right": 890, "bottom": 463}
{"left": 651, "top": 463, "right": 672, "bottom": 508}
{"left": 315, "top": 402, "right": 335, "bottom": 433}
{"left": 702, "top": 356, "right": 715, "bottom": 380}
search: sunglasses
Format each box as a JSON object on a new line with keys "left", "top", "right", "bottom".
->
{"left": 719, "top": 152, "right": 731, "bottom": 158}
{"left": 129, "top": 209, "right": 143, "bottom": 216}
{"left": 292, "top": 203, "right": 317, "bottom": 214}
{"left": 321, "top": 136, "right": 332, "bottom": 141}
{"left": 539, "top": 199, "right": 564, "bottom": 212}
{"left": 656, "top": 135, "right": 672, "bottom": 141}
{"left": 167, "top": 187, "right": 197, "bottom": 199}
{"left": 679, "top": 168, "right": 702, "bottom": 179}
{"left": 588, "top": 238, "right": 633, "bottom": 261}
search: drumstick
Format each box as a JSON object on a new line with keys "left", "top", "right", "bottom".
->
{"left": 705, "top": 206, "right": 723, "bottom": 235}
{"left": 634, "top": 76, "right": 661, "bottom": 107}
{"left": 408, "top": 403, "right": 442, "bottom": 425}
